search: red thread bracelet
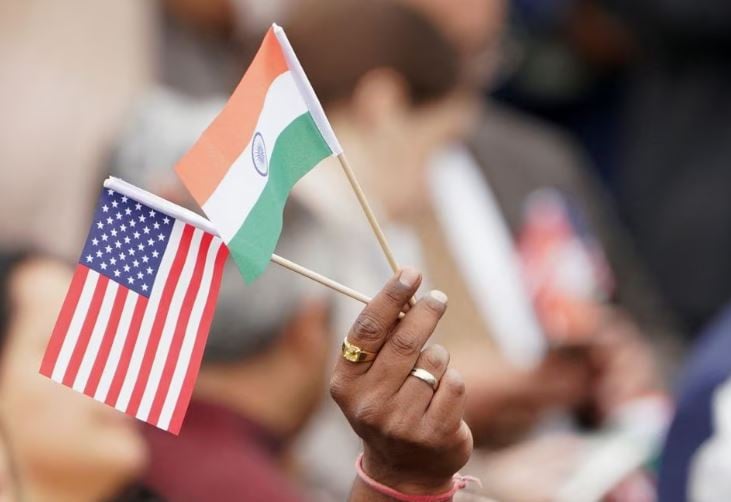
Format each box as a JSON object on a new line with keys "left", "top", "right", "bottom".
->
{"left": 355, "top": 453, "right": 481, "bottom": 502}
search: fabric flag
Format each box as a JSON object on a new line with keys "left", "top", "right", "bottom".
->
{"left": 175, "top": 23, "right": 342, "bottom": 283}
{"left": 40, "top": 178, "right": 228, "bottom": 434}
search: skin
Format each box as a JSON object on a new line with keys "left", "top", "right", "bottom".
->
{"left": 194, "top": 299, "right": 332, "bottom": 440}
{"left": 328, "top": 68, "right": 474, "bottom": 222}
{"left": 0, "top": 259, "right": 146, "bottom": 502}
{"left": 332, "top": 269, "right": 473, "bottom": 500}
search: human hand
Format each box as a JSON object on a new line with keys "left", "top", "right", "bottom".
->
{"left": 588, "top": 309, "right": 660, "bottom": 418}
{"left": 330, "top": 268, "right": 473, "bottom": 495}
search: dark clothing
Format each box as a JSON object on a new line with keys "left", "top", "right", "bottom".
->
{"left": 143, "top": 399, "right": 302, "bottom": 502}
{"left": 657, "top": 305, "right": 731, "bottom": 502}
{"left": 608, "top": 0, "right": 731, "bottom": 333}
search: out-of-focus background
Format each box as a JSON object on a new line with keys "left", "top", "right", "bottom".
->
{"left": 1, "top": 0, "right": 730, "bottom": 501}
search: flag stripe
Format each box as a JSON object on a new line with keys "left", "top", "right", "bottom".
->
{"left": 227, "top": 112, "right": 331, "bottom": 282}
{"left": 113, "top": 222, "right": 186, "bottom": 411}
{"left": 157, "top": 240, "right": 224, "bottom": 430}
{"left": 40, "top": 265, "right": 89, "bottom": 376}
{"left": 146, "top": 233, "right": 214, "bottom": 426}
{"left": 51, "top": 271, "right": 100, "bottom": 382}
{"left": 201, "top": 71, "right": 309, "bottom": 240}
{"left": 175, "top": 28, "right": 288, "bottom": 206}
{"left": 84, "top": 286, "right": 129, "bottom": 397}
{"left": 123, "top": 224, "right": 195, "bottom": 416}
{"left": 73, "top": 280, "right": 119, "bottom": 391}
{"left": 62, "top": 275, "right": 109, "bottom": 386}
{"left": 136, "top": 228, "right": 204, "bottom": 421}
{"left": 167, "top": 243, "right": 228, "bottom": 434}
{"left": 104, "top": 295, "right": 148, "bottom": 407}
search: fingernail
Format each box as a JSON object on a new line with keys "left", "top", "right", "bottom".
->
{"left": 399, "top": 267, "right": 420, "bottom": 288}
{"left": 428, "top": 289, "right": 448, "bottom": 306}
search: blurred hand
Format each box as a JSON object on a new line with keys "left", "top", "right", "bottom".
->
{"left": 462, "top": 348, "right": 592, "bottom": 447}
{"left": 330, "top": 268, "right": 473, "bottom": 495}
{"left": 589, "top": 309, "right": 660, "bottom": 418}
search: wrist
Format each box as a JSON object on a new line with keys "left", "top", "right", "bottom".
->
{"left": 362, "top": 452, "right": 455, "bottom": 495}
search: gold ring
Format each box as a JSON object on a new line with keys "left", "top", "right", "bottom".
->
{"left": 342, "top": 337, "right": 377, "bottom": 363}
{"left": 409, "top": 368, "right": 439, "bottom": 391}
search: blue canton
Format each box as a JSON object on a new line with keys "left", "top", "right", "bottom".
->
{"left": 80, "top": 189, "right": 175, "bottom": 297}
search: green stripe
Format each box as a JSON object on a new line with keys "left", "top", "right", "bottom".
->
{"left": 228, "top": 112, "right": 332, "bottom": 283}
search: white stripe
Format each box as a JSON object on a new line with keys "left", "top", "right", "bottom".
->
{"left": 72, "top": 281, "right": 118, "bottom": 392}
{"left": 157, "top": 239, "right": 221, "bottom": 430}
{"left": 94, "top": 292, "right": 139, "bottom": 402}
{"left": 136, "top": 229, "right": 203, "bottom": 421}
{"left": 114, "top": 221, "right": 185, "bottom": 411}
{"left": 202, "top": 72, "right": 308, "bottom": 242}
{"left": 273, "top": 24, "right": 342, "bottom": 154}
{"left": 51, "top": 271, "right": 100, "bottom": 382}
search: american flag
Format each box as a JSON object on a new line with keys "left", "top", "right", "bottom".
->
{"left": 40, "top": 185, "right": 228, "bottom": 434}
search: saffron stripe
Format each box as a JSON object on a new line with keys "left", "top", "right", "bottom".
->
{"left": 83, "top": 287, "right": 129, "bottom": 397}
{"left": 40, "top": 265, "right": 89, "bottom": 376}
{"left": 146, "top": 233, "right": 213, "bottom": 426}
{"left": 168, "top": 244, "right": 228, "bottom": 434}
{"left": 62, "top": 275, "right": 109, "bottom": 386}
{"left": 124, "top": 225, "right": 195, "bottom": 417}
{"left": 175, "top": 27, "right": 288, "bottom": 205}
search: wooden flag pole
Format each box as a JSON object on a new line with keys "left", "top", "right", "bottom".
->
{"left": 270, "top": 254, "right": 371, "bottom": 305}
{"left": 336, "top": 153, "right": 416, "bottom": 306}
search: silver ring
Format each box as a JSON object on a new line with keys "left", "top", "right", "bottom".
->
{"left": 409, "top": 367, "right": 439, "bottom": 391}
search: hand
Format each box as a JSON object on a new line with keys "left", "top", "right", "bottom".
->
{"left": 588, "top": 309, "right": 660, "bottom": 418}
{"left": 331, "top": 268, "right": 473, "bottom": 495}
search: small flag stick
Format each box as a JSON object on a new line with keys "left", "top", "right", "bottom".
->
{"left": 271, "top": 254, "right": 406, "bottom": 318}
{"left": 270, "top": 253, "right": 371, "bottom": 305}
{"left": 336, "top": 152, "right": 416, "bottom": 306}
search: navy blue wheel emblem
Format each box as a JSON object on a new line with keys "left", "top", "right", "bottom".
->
{"left": 252, "top": 132, "right": 268, "bottom": 176}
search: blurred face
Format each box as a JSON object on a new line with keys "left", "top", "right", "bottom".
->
{"left": 361, "top": 90, "right": 476, "bottom": 221}
{"left": 0, "top": 260, "right": 146, "bottom": 501}
{"left": 404, "top": 0, "right": 507, "bottom": 87}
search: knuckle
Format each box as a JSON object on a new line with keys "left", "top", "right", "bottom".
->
{"left": 383, "top": 283, "right": 408, "bottom": 306}
{"left": 422, "top": 344, "right": 449, "bottom": 371}
{"left": 351, "top": 313, "right": 385, "bottom": 342}
{"left": 444, "top": 369, "right": 466, "bottom": 396}
{"left": 389, "top": 330, "right": 420, "bottom": 357}
{"left": 352, "top": 401, "right": 383, "bottom": 429}
{"left": 329, "top": 375, "right": 348, "bottom": 404}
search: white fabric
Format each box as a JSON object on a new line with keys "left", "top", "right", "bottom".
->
{"left": 273, "top": 23, "right": 343, "bottom": 155}
{"left": 690, "top": 378, "right": 731, "bottom": 502}
{"left": 201, "top": 71, "right": 308, "bottom": 241}
{"left": 427, "top": 145, "right": 545, "bottom": 367}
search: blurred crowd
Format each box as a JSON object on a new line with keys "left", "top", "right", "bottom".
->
{"left": 1, "top": 0, "right": 730, "bottom": 500}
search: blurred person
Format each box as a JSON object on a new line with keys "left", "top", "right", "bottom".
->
{"left": 281, "top": 0, "right": 469, "bottom": 493}
{"left": 140, "top": 203, "right": 339, "bottom": 501}
{"left": 0, "top": 250, "right": 149, "bottom": 502}
{"left": 0, "top": 1, "right": 153, "bottom": 259}
{"left": 657, "top": 302, "right": 731, "bottom": 502}
{"left": 406, "top": 0, "right": 671, "bottom": 437}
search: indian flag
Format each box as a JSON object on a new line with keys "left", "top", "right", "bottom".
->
{"left": 175, "top": 23, "right": 341, "bottom": 283}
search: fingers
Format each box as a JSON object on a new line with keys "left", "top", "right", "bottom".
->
{"left": 398, "top": 344, "right": 450, "bottom": 416}
{"left": 337, "top": 268, "right": 421, "bottom": 377}
{"left": 368, "top": 290, "right": 448, "bottom": 386}
{"left": 426, "top": 368, "right": 467, "bottom": 434}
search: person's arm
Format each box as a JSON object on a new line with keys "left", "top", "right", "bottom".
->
{"left": 329, "top": 269, "right": 473, "bottom": 501}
